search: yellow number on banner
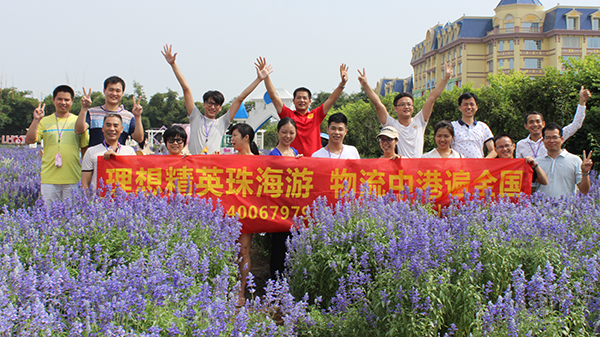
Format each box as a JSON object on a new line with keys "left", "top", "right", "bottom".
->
{"left": 281, "top": 206, "right": 289, "bottom": 220}
{"left": 302, "top": 205, "right": 309, "bottom": 216}
{"left": 238, "top": 205, "right": 247, "bottom": 219}
{"left": 259, "top": 206, "right": 268, "bottom": 219}
{"left": 227, "top": 205, "right": 236, "bottom": 217}
{"left": 270, "top": 206, "right": 279, "bottom": 219}
{"left": 248, "top": 206, "right": 258, "bottom": 219}
{"left": 291, "top": 206, "right": 301, "bottom": 217}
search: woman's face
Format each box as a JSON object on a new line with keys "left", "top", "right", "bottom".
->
{"left": 435, "top": 128, "right": 453, "bottom": 150}
{"left": 277, "top": 123, "right": 297, "bottom": 147}
{"left": 166, "top": 137, "right": 184, "bottom": 155}
{"left": 231, "top": 129, "right": 247, "bottom": 151}
{"left": 378, "top": 136, "right": 398, "bottom": 153}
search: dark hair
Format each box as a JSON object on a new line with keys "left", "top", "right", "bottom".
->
{"left": 293, "top": 87, "right": 312, "bottom": 100}
{"left": 494, "top": 133, "right": 513, "bottom": 147}
{"left": 163, "top": 125, "right": 188, "bottom": 145}
{"left": 53, "top": 85, "right": 74, "bottom": 99}
{"left": 543, "top": 122, "right": 563, "bottom": 138}
{"left": 434, "top": 120, "right": 454, "bottom": 138}
{"left": 203, "top": 91, "right": 225, "bottom": 106}
{"left": 104, "top": 76, "right": 126, "bottom": 91}
{"left": 277, "top": 117, "right": 297, "bottom": 132}
{"left": 393, "top": 93, "right": 414, "bottom": 106}
{"left": 103, "top": 113, "right": 122, "bottom": 124}
{"left": 524, "top": 111, "right": 544, "bottom": 124}
{"left": 231, "top": 123, "right": 259, "bottom": 155}
{"left": 458, "top": 92, "right": 478, "bottom": 106}
{"left": 327, "top": 112, "right": 347, "bottom": 127}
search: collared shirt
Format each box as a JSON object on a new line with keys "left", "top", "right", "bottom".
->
{"left": 451, "top": 119, "right": 494, "bottom": 158}
{"left": 383, "top": 110, "right": 427, "bottom": 158}
{"left": 536, "top": 149, "right": 582, "bottom": 197}
{"left": 516, "top": 104, "right": 586, "bottom": 159}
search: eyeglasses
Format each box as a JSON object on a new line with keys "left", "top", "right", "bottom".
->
{"left": 496, "top": 144, "right": 513, "bottom": 150}
{"left": 167, "top": 138, "right": 184, "bottom": 144}
{"left": 395, "top": 103, "right": 413, "bottom": 108}
{"left": 544, "top": 135, "right": 561, "bottom": 141}
{"left": 379, "top": 137, "right": 395, "bottom": 143}
{"left": 204, "top": 101, "right": 221, "bottom": 107}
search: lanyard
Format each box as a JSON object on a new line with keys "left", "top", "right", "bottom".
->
{"left": 103, "top": 140, "right": 121, "bottom": 154}
{"left": 204, "top": 117, "right": 215, "bottom": 143}
{"left": 327, "top": 145, "right": 343, "bottom": 159}
{"left": 528, "top": 139, "right": 543, "bottom": 158}
{"left": 54, "top": 113, "right": 70, "bottom": 144}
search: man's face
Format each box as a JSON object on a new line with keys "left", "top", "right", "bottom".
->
{"left": 53, "top": 91, "right": 73, "bottom": 114}
{"left": 543, "top": 129, "right": 564, "bottom": 152}
{"left": 458, "top": 98, "right": 478, "bottom": 119}
{"left": 393, "top": 96, "right": 414, "bottom": 119}
{"left": 102, "top": 116, "right": 123, "bottom": 142}
{"left": 203, "top": 99, "right": 222, "bottom": 119}
{"left": 525, "top": 114, "right": 545, "bottom": 137}
{"left": 327, "top": 122, "right": 347, "bottom": 145}
{"left": 495, "top": 137, "right": 515, "bottom": 159}
{"left": 103, "top": 83, "right": 124, "bottom": 106}
{"left": 293, "top": 91, "right": 311, "bottom": 112}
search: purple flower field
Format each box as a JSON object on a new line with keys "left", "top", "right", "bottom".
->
{"left": 1, "top": 146, "right": 600, "bottom": 336}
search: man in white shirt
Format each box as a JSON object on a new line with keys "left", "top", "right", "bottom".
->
{"left": 312, "top": 113, "right": 360, "bottom": 159}
{"left": 451, "top": 92, "right": 496, "bottom": 158}
{"left": 516, "top": 86, "right": 591, "bottom": 159}
{"left": 536, "top": 123, "right": 593, "bottom": 197}
{"left": 357, "top": 63, "right": 453, "bottom": 158}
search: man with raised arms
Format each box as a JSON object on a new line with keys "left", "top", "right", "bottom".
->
{"left": 162, "top": 44, "right": 272, "bottom": 155}
{"left": 535, "top": 123, "right": 593, "bottom": 197}
{"left": 75, "top": 76, "right": 144, "bottom": 147}
{"left": 312, "top": 113, "right": 360, "bottom": 159}
{"left": 357, "top": 63, "right": 453, "bottom": 158}
{"left": 516, "top": 86, "right": 591, "bottom": 159}
{"left": 451, "top": 92, "right": 496, "bottom": 158}
{"left": 81, "top": 114, "right": 137, "bottom": 190}
{"left": 264, "top": 63, "right": 349, "bottom": 157}
{"left": 25, "top": 85, "right": 89, "bottom": 203}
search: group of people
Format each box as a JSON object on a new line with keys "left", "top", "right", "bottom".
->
{"left": 26, "top": 44, "right": 594, "bottom": 304}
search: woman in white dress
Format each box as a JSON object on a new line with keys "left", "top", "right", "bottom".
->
{"left": 422, "top": 121, "right": 462, "bottom": 158}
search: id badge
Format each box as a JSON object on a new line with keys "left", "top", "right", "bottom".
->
{"left": 55, "top": 153, "right": 63, "bottom": 167}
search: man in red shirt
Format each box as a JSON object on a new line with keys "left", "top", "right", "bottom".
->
{"left": 264, "top": 63, "right": 348, "bottom": 156}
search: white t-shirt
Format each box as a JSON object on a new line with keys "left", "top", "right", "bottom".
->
{"left": 82, "top": 143, "right": 136, "bottom": 189}
{"left": 188, "top": 106, "right": 232, "bottom": 155}
{"left": 451, "top": 119, "right": 494, "bottom": 158}
{"left": 383, "top": 110, "right": 427, "bottom": 158}
{"left": 421, "top": 148, "right": 462, "bottom": 158}
{"left": 312, "top": 145, "right": 361, "bottom": 159}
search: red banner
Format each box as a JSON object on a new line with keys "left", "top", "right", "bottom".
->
{"left": 97, "top": 156, "right": 532, "bottom": 233}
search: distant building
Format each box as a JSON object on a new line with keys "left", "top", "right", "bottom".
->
{"left": 374, "top": 76, "right": 414, "bottom": 97}
{"left": 411, "top": 0, "right": 600, "bottom": 97}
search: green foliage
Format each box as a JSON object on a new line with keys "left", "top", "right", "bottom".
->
{"left": 0, "top": 88, "right": 39, "bottom": 135}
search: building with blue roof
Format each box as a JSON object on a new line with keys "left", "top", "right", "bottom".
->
{"left": 411, "top": 0, "right": 600, "bottom": 97}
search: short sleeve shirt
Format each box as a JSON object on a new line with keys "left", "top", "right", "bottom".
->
{"left": 279, "top": 104, "right": 326, "bottom": 157}
{"left": 536, "top": 149, "right": 582, "bottom": 197}
{"left": 311, "top": 145, "right": 360, "bottom": 159}
{"left": 188, "top": 106, "right": 232, "bottom": 155}
{"left": 86, "top": 105, "right": 136, "bottom": 147}
{"left": 269, "top": 147, "right": 299, "bottom": 156}
{"left": 82, "top": 143, "right": 136, "bottom": 189}
{"left": 383, "top": 110, "right": 427, "bottom": 158}
{"left": 421, "top": 148, "right": 462, "bottom": 158}
{"left": 451, "top": 119, "right": 494, "bottom": 158}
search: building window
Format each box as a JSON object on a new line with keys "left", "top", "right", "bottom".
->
{"left": 499, "top": 41, "right": 504, "bottom": 51}
{"left": 563, "top": 36, "right": 581, "bottom": 48}
{"left": 446, "top": 82, "right": 454, "bottom": 91}
{"left": 589, "top": 37, "right": 600, "bottom": 48}
{"left": 567, "top": 17, "right": 578, "bottom": 30}
{"left": 505, "top": 22, "right": 515, "bottom": 33}
{"left": 488, "top": 43, "right": 493, "bottom": 54}
{"left": 459, "top": 47, "right": 462, "bottom": 57}
{"left": 509, "top": 58, "right": 514, "bottom": 69}
{"left": 593, "top": 18, "right": 600, "bottom": 30}
{"left": 524, "top": 40, "right": 542, "bottom": 50}
{"left": 453, "top": 48, "right": 457, "bottom": 59}
{"left": 447, "top": 52, "right": 451, "bottom": 62}
{"left": 522, "top": 22, "right": 540, "bottom": 28}
{"left": 487, "top": 60, "right": 493, "bottom": 72}
{"left": 509, "top": 40, "right": 514, "bottom": 50}
{"left": 458, "top": 62, "right": 462, "bottom": 74}
{"left": 499, "top": 59, "right": 504, "bottom": 68}
{"left": 524, "top": 58, "right": 542, "bottom": 69}
{"left": 453, "top": 64, "right": 456, "bottom": 75}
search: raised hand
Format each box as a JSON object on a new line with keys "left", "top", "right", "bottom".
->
{"left": 357, "top": 68, "right": 369, "bottom": 87}
{"left": 582, "top": 150, "right": 593, "bottom": 174}
{"left": 580, "top": 86, "right": 592, "bottom": 104}
{"left": 132, "top": 95, "right": 143, "bottom": 117}
{"left": 340, "top": 63, "right": 349, "bottom": 84}
{"left": 81, "top": 87, "right": 92, "bottom": 109}
{"left": 444, "top": 62, "right": 454, "bottom": 78}
{"left": 33, "top": 100, "right": 45, "bottom": 121}
{"left": 162, "top": 44, "right": 177, "bottom": 65}
{"left": 255, "top": 57, "right": 273, "bottom": 80}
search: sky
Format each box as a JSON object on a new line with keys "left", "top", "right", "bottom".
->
{"left": 1, "top": 0, "right": 598, "bottom": 102}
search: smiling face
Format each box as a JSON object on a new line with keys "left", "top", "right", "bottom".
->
{"left": 378, "top": 136, "right": 398, "bottom": 154}
{"left": 102, "top": 116, "right": 123, "bottom": 143}
{"left": 103, "top": 82, "right": 124, "bottom": 106}
{"left": 230, "top": 129, "right": 248, "bottom": 152}
{"left": 435, "top": 127, "right": 453, "bottom": 151}
{"left": 52, "top": 91, "right": 73, "bottom": 115}
{"left": 543, "top": 128, "right": 564, "bottom": 152}
{"left": 458, "top": 97, "right": 478, "bottom": 119}
{"left": 203, "top": 99, "right": 222, "bottom": 119}
{"left": 495, "top": 136, "right": 515, "bottom": 159}
{"left": 277, "top": 122, "right": 297, "bottom": 147}
{"left": 166, "top": 137, "right": 184, "bottom": 155}
{"left": 293, "top": 91, "right": 311, "bottom": 113}
{"left": 393, "top": 96, "right": 414, "bottom": 120}
{"left": 525, "top": 114, "right": 545, "bottom": 138}
{"left": 327, "top": 122, "right": 347, "bottom": 145}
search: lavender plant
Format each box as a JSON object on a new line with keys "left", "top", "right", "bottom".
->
{"left": 0, "top": 146, "right": 41, "bottom": 210}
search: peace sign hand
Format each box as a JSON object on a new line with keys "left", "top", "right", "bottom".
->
{"left": 132, "top": 95, "right": 143, "bottom": 117}
{"left": 582, "top": 150, "right": 593, "bottom": 175}
{"left": 33, "top": 100, "right": 45, "bottom": 121}
{"left": 444, "top": 62, "right": 454, "bottom": 78}
{"left": 357, "top": 68, "right": 368, "bottom": 87}
{"left": 81, "top": 87, "right": 92, "bottom": 109}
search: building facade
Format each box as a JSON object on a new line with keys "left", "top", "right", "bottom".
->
{"left": 411, "top": 0, "right": 600, "bottom": 97}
